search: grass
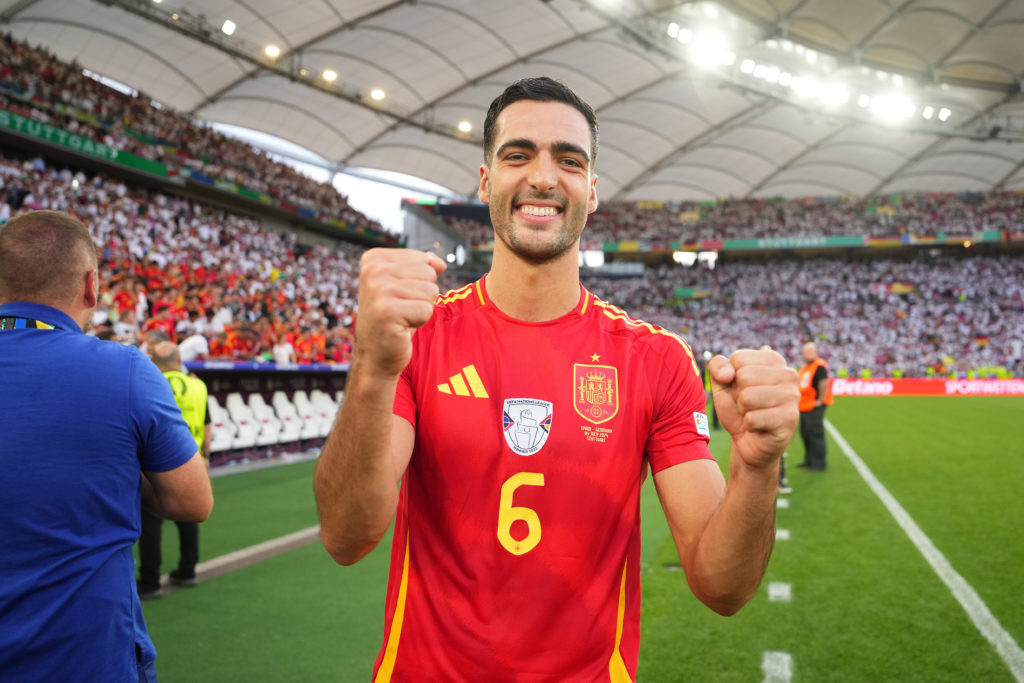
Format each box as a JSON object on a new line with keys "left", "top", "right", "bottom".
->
{"left": 141, "top": 398, "right": 1024, "bottom": 682}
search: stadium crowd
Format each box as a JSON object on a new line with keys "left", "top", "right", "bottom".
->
{"left": 441, "top": 190, "right": 1024, "bottom": 244}
{"left": 2, "top": 25, "right": 1021, "bottom": 377}
{"left": 4, "top": 146, "right": 1021, "bottom": 376}
{"left": 0, "top": 33, "right": 388, "bottom": 236}
{"left": 1, "top": 151, "right": 363, "bottom": 364}
{"left": 583, "top": 254, "right": 1024, "bottom": 379}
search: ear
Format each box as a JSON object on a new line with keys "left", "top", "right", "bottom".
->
{"left": 83, "top": 268, "right": 99, "bottom": 309}
{"left": 587, "top": 174, "right": 599, "bottom": 214}
{"left": 477, "top": 164, "right": 490, "bottom": 204}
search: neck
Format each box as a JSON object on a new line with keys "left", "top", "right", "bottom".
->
{"left": 486, "top": 243, "right": 581, "bottom": 322}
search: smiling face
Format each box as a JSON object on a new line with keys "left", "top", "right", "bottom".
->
{"left": 478, "top": 100, "right": 598, "bottom": 266}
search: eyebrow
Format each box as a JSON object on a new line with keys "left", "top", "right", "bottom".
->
{"left": 496, "top": 138, "right": 591, "bottom": 165}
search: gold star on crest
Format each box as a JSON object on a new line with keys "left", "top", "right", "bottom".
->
{"left": 590, "top": 353, "right": 600, "bottom": 362}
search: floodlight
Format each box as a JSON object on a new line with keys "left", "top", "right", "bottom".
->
{"left": 870, "top": 93, "right": 915, "bottom": 122}
{"left": 370, "top": 89, "right": 386, "bottom": 101}
{"left": 322, "top": 69, "right": 338, "bottom": 82}
{"left": 221, "top": 19, "right": 236, "bottom": 36}
{"left": 264, "top": 45, "right": 280, "bottom": 58}
{"left": 820, "top": 82, "right": 849, "bottom": 108}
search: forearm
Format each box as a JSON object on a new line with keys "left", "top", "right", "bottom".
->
{"left": 314, "top": 361, "right": 402, "bottom": 565}
{"left": 688, "top": 452, "right": 779, "bottom": 615}
{"left": 140, "top": 461, "right": 213, "bottom": 522}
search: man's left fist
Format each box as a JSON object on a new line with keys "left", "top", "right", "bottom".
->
{"left": 707, "top": 349, "right": 800, "bottom": 470}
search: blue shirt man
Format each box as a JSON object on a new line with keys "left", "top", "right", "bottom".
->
{"left": 0, "top": 210, "right": 213, "bottom": 682}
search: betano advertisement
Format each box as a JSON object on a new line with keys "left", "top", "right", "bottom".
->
{"left": 830, "top": 378, "right": 1024, "bottom": 397}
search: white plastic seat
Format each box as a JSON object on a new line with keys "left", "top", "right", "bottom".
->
{"left": 271, "top": 391, "right": 303, "bottom": 443}
{"left": 248, "top": 393, "right": 283, "bottom": 446}
{"left": 224, "top": 392, "right": 259, "bottom": 449}
{"left": 310, "top": 389, "right": 338, "bottom": 436}
{"left": 207, "top": 396, "right": 238, "bottom": 453}
{"left": 292, "top": 390, "right": 325, "bottom": 439}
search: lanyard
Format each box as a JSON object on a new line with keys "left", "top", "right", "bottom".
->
{"left": 0, "top": 316, "right": 60, "bottom": 331}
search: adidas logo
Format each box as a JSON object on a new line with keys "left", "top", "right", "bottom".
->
{"left": 437, "top": 364, "right": 490, "bottom": 398}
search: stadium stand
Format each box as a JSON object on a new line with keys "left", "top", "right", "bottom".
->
{"left": 3, "top": 147, "right": 1021, "bottom": 385}
{"left": 2, "top": 32, "right": 1021, "bottom": 465}
{"left": 0, "top": 33, "right": 390, "bottom": 238}
{"left": 583, "top": 253, "right": 1024, "bottom": 380}
{"left": 437, "top": 192, "right": 1024, "bottom": 243}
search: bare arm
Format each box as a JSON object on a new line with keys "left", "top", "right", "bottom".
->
{"left": 142, "top": 451, "right": 213, "bottom": 522}
{"left": 314, "top": 248, "right": 445, "bottom": 566}
{"left": 815, "top": 377, "right": 829, "bottom": 407}
{"left": 202, "top": 424, "right": 212, "bottom": 462}
{"left": 656, "top": 349, "right": 799, "bottom": 616}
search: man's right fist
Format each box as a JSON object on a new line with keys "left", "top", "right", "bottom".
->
{"left": 354, "top": 248, "right": 446, "bottom": 377}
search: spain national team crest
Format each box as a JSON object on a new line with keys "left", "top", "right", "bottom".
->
{"left": 502, "top": 398, "right": 553, "bottom": 456}
{"left": 574, "top": 364, "right": 619, "bottom": 424}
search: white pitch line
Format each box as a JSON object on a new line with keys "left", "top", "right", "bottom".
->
{"left": 196, "top": 525, "right": 321, "bottom": 574}
{"left": 777, "top": 497, "right": 790, "bottom": 509}
{"left": 761, "top": 651, "right": 793, "bottom": 682}
{"left": 775, "top": 528, "right": 790, "bottom": 541}
{"left": 768, "top": 582, "right": 791, "bottom": 602}
{"left": 825, "top": 419, "right": 1024, "bottom": 683}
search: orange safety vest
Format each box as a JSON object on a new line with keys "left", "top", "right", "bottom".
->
{"left": 799, "top": 358, "right": 834, "bottom": 412}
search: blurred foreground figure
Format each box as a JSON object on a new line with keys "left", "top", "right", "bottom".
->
{"left": 0, "top": 210, "right": 213, "bottom": 682}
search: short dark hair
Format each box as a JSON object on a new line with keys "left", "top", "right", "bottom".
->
{"left": 483, "top": 76, "right": 599, "bottom": 166}
{"left": 0, "top": 210, "right": 98, "bottom": 306}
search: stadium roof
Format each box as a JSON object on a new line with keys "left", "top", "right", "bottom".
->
{"left": 4, "top": 0, "right": 1024, "bottom": 201}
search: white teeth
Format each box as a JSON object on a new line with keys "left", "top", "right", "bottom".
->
{"left": 519, "top": 205, "right": 560, "bottom": 217}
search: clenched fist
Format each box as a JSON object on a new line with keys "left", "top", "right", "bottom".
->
{"left": 708, "top": 349, "right": 800, "bottom": 470}
{"left": 354, "top": 248, "right": 446, "bottom": 378}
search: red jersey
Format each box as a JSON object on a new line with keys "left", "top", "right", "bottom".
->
{"left": 379, "top": 277, "right": 713, "bottom": 682}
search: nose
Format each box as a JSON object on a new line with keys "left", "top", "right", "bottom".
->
{"left": 527, "top": 153, "right": 558, "bottom": 193}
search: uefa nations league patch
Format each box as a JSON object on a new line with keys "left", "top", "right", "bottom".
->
{"left": 694, "top": 411, "right": 710, "bottom": 437}
{"left": 502, "top": 398, "right": 553, "bottom": 455}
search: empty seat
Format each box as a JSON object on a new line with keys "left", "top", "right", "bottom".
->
{"left": 271, "top": 391, "right": 303, "bottom": 443}
{"left": 292, "top": 390, "right": 327, "bottom": 439}
{"left": 248, "top": 393, "right": 283, "bottom": 447}
{"left": 224, "top": 392, "right": 259, "bottom": 449}
{"left": 310, "top": 390, "right": 338, "bottom": 437}
{"left": 207, "top": 395, "right": 236, "bottom": 453}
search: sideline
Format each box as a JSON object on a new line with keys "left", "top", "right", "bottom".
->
{"left": 825, "top": 419, "right": 1024, "bottom": 683}
{"left": 158, "top": 525, "right": 321, "bottom": 596}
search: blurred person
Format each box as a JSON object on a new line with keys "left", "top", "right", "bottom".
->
{"left": 114, "top": 306, "right": 141, "bottom": 345}
{"left": 0, "top": 210, "right": 212, "bottom": 681}
{"left": 797, "top": 342, "right": 833, "bottom": 471}
{"left": 137, "top": 342, "right": 211, "bottom": 600}
{"left": 272, "top": 332, "right": 295, "bottom": 364}
{"left": 178, "top": 331, "right": 210, "bottom": 363}
{"left": 315, "top": 78, "right": 800, "bottom": 680}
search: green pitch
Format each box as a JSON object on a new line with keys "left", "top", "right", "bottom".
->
{"left": 141, "top": 397, "right": 1024, "bottom": 681}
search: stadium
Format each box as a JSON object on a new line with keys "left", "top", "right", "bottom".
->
{"left": 0, "top": 0, "right": 1022, "bottom": 681}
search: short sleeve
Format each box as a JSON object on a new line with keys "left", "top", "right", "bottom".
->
{"left": 645, "top": 339, "right": 714, "bottom": 474}
{"left": 393, "top": 362, "right": 417, "bottom": 428}
{"left": 129, "top": 350, "right": 199, "bottom": 472}
{"left": 813, "top": 365, "right": 828, "bottom": 385}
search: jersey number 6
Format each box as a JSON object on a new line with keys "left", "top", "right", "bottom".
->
{"left": 497, "top": 472, "right": 545, "bottom": 555}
